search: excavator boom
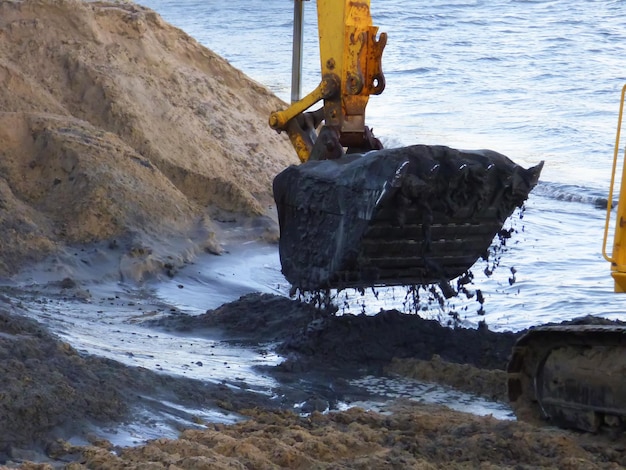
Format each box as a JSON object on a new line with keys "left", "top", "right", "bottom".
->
{"left": 270, "top": 0, "right": 386, "bottom": 162}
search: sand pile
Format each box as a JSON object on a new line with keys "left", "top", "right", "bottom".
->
{"left": 0, "top": 0, "right": 296, "bottom": 276}
{"left": 50, "top": 405, "right": 625, "bottom": 470}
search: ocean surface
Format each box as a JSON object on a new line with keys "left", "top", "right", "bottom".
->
{"left": 137, "top": 0, "right": 626, "bottom": 330}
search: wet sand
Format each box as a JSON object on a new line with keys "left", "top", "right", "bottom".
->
{"left": 1, "top": 281, "right": 625, "bottom": 469}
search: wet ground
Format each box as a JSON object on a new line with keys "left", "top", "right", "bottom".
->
{"left": 0, "top": 241, "right": 523, "bottom": 464}
{"left": 1, "top": 242, "right": 624, "bottom": 469}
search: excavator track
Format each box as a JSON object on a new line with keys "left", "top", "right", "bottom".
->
{"left": 273, "top": 144, "right": 543, "bottom": 291}
{"left": 508, "top": 325, "right": 626, "bottom": 432}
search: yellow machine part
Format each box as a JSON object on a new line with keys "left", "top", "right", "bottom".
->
{"left": 269, "top": 0, "right": 386, "bottom": 162}
{"left": 603, "top": 84, "right": 626, "bottom": 292}
{"left": 317, "top": 0, "right": 385, "bottom": 138}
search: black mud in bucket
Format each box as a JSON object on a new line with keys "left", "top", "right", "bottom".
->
{"left": 273, "top": 144, "right": 543, "bottom": 291}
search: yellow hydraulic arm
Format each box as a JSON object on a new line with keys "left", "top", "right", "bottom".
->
{"left": 603, "top": 84, "right": 626, "bottom": 292}
{"left": 269, "top": 0, "right": 387, "bottom": 162}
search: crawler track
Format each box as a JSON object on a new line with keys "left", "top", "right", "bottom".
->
{"left": 508, "top": 325, "right": 626, "bottom": 432}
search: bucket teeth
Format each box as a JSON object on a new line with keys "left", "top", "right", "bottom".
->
{"left": 273, "top": 144, "right": 543, "bottom": 291}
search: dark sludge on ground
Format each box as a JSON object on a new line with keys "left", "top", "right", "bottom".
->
{"left": 151, "top": 293, "right": 626, "bottom": 418}
{"left": 4, "top": 291, "right": 626, "bottom": 466}
{"left": 150, "top": 292, "right": 522, "bottom": 409}
{"left": 0, "top": 308, "right": 278, "bottom": 464}
{"left": 273, "top": 144, "right": 544, "bottom": 292}
{"left": 150, "top": 293, "right": 519, "bottom": 369}
{"left": 0, "top": 291, "right": 521, "bottom": 462}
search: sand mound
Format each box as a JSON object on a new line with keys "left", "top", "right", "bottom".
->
{"left": 0, "top": 0, "right": 296, "bottom": 276}
{"left": 46, "top": 406, "right": 626, "bottom": 469}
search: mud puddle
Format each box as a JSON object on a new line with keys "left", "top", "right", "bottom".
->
{"left": 149, "top": 241, "right": 289, "bottom": 313}
{"left": 0, "top": 241, "right": 518, "bottom": 450}
{"left": 2, "top": 282, "right": 282, "bottom": 390}
{"left": 346, "top": 375, "right": 514, "bottom": 420}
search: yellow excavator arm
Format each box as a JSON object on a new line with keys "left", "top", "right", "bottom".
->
{"left": 603, "top": 83, "right": 626, "bottom": 292}
{"left": 269, "top": 0, "right": 386, "bottom": 162}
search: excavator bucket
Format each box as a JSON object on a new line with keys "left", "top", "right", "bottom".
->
{"left": 274, "top": 144, "right": 543, "bottom": 291}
